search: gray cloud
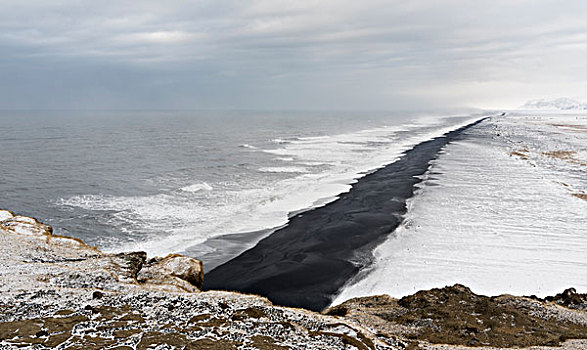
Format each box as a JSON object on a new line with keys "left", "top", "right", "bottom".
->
{"left": 2, "top": 0, "right": 587, "bottom": 110}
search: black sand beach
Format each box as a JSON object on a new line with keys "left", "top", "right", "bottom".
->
{"left": 204, "top": 118, "right": 488, "bottom": 311}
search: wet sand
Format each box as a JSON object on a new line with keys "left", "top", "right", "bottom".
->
{"left": 204, "top": 118, "right": 487, "bottom": 311}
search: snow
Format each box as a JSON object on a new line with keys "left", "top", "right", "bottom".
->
{"left": 521, "top": 97, "right": 587, "bottom": 110}
{"left": 333, "top": 112, "right": 587, "bottom": 305}
{"left": 0, "top": 210, "right": 14, "bottom": 221}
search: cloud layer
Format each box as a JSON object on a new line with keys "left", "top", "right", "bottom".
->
{"left": 2, "top": 0, "right": 587, "bottom": 109}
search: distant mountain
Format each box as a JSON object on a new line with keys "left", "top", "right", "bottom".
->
{"left": 521, "top": 97, "right": 587, "bottom": 110}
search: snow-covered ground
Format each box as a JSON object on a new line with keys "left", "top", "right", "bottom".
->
{"left": 333, "top": 112, "right": 587, "bottom": 304}
{"left": 521, "top": 97, "right": 587, "bottom": 110}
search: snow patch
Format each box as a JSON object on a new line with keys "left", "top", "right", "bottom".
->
{"left": 0, "top": 210, "right": 14, "bottom": 221}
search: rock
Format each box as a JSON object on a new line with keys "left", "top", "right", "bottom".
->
{"left": 137, "top": 253, "right": 204, "bottom": 292}
{"left": 105, "top": 251, "right": 147, "bottom": 282}
{"left": 3, "top": 210, "right": 587, "bottom": 349}
{"left": 0, "top": 210, "right": 197, "bottom": 293}
{"left": 325, "top": 284, "right": 587, "bottom": 349}
{"left": 0, "top": 210, "right": 394, "bottom": 349}
{"left": 545, "top": 288, "right": 587, "bottom": 310}
{"left": 0, "top": 209, "right": 15, "bottom": 221}
{"left": 0, "top": 214, "right": 53, "bottom": 236}
{"left": 0, "top": 289, "right": 391, "bottom": 350}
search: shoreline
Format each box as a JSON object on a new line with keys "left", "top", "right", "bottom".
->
{"left": 204, "top": 117, "right": 488, "bottom": 311}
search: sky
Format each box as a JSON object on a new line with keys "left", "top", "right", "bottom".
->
{"left": 1, "top": 0, "right": 587, "bottom": 110}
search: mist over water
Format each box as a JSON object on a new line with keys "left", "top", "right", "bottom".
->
{"left": 1, "top": 110, "right": 480, "bottom": 264}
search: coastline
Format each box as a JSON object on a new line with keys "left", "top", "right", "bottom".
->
{"left": 204, "top": 117, "right": 488, "bottom": 311}
{"left": 2, "top": 111, "right": 586, "bottom": 349}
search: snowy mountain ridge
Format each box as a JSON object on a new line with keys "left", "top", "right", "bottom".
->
{"left": 521, "top": 97, "right": 587, "bottom": 110}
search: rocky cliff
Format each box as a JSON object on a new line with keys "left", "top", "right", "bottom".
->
{"left": 324, "top": 285, "right": 587, "bottom": 349}
{"left": 0, "top": 210, "right": 395, "bottom": 349}
{"left": 1, "top": 210, "right": 586, "bottom": 350}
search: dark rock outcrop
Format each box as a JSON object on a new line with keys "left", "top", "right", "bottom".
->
{"left": 544, "top": 288, "right": 587, "bottom": 311}
{"left": 325, "top": 284, "right": 587, "bottom": 348}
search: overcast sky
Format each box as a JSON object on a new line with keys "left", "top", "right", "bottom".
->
{"left": 1, "top": 0, "right": 587, "bottom": 110}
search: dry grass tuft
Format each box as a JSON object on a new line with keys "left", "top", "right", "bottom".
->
{"left": 510, "top": 151, "right": 528, "bottom": 160}
{"left": 543, "top": 150, "right": 576, "bottom": 159}
{"left": 542, "top": 150, "right": 586, "bottom": 166}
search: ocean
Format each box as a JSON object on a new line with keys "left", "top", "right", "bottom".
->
{"left": 1, "top": 110, "right": 478, "bottom": 256}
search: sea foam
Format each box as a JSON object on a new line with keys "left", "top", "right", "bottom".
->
{"left": 180, "top": 183, "right": 213, "bottom": 193}
{"left": 61, "top": 114, "right": 485, "bottom": 258}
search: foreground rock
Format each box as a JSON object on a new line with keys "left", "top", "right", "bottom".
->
{"left": 0, "top": 210, "right": 391, "bottom": 349}
{"left": 0, "top": 210, "right": 203, "bottom": 293}
{"left": 2, "top": 210, "right": 587, "bottom": 350}
{"left": 1, "top": 289, "right": 391, "bottom": 349}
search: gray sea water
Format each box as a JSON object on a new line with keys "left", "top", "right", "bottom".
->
{"left": 1, "top": 110, "right": 480, "bottom": 264}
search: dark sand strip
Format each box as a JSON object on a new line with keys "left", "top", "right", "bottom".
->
{"left": 181, "top": 227, "right": 279, "bottom": 272}
{"left": 204, "top": 118, "right": 487, "bottom": 311}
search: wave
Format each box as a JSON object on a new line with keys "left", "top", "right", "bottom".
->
{"left": 59, "top": 114, "right": 487, "bottom": 259}
{"left": 258, "top": 167, "right": 308, "bottom": 173}
{"left": 180, "top": 183, "right": 213, "bottom": 193}
{"left": 271, "top": 138, "right": 298, "bottom": 144}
